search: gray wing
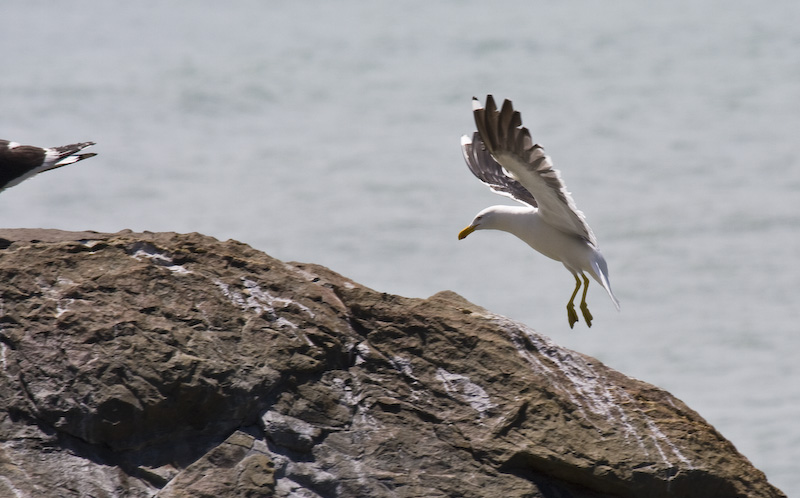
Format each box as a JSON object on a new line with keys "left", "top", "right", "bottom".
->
{"left": 460, "top": 132, "right": 538, "bottom": 208}
{"left": 471, "top": 95, "right": 596, "bottom": 245}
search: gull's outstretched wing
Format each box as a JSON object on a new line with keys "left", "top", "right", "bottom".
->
{"left": 461, "top": 132, "right": 538, "bottom": 208}
{"left": 0, "top": 140, "right": 96, "bottom": 191}
{"left": 471, "top": 95, "right": 596, "bottom": 245}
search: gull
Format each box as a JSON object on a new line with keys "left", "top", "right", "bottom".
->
{"left": 458, "top": 95, "right": 619, "bottom": 328}
{"left": 0, "top": 140, "right": 96, "bottom": 193}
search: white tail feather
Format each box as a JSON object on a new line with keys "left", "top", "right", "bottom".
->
{"left": 591, "top": 255, "right": 620, "bottom": 311}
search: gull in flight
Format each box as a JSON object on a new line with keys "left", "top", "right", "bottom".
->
{"left": 458, "top": 95, "right": 619, "bottom": 328}
{"left": 0, "top": 140, "right": 96, "bottom": 193}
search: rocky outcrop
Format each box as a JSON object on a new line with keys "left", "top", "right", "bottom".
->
{"left": 0, "top": 229, "right": 785, "bottom": 498}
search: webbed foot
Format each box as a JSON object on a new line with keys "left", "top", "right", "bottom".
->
{"left": 580, "top": 301, "right": 593, "bottom": 328}
{"left": 567, "top": 304, "right": 579, "bottom": 329}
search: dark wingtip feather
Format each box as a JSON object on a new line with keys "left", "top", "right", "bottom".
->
{"left": 485, "top": 94, "right": 497, "bottom": 113}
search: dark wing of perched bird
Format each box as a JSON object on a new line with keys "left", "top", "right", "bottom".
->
{"left": 0, "top": 140, "right": 96, "bottom": 192}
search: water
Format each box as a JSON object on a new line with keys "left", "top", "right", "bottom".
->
{"left": 2, "top": 1, "right": 799, "bottom": 493}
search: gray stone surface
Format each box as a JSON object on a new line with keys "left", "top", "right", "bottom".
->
{"left": 0, "top": 229, "right": 786, "bottom": 497}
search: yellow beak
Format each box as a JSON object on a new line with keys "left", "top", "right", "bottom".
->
{"left": 458, "top": 225, "right": 476, "bottom": 240}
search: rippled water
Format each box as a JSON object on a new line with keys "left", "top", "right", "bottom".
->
{"left": 2, "top": 1, "right": 799, "bottom": 493}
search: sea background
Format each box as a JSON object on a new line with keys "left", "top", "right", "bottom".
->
{"left": 2, "top": 0, "right": 798, "bottom": 494}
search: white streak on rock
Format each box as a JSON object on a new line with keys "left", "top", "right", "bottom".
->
{"left": 389, "top": 356, "right": 418, "bottom": 380}
{"left": 644, "top": 416, "right": 694, "bottom": 468}
{"left": 213, "top": 280, "right": 247, "bottom": 309}
{"left": 242, "top": 278, "right": 314, "bottom": 318}
{"left": 0, "top": 475, "right": 25, "bottom": 498}
{"left": 214, "top": 278, "right": 311, "bottom": 330}
{"left": 494, "top": 314, "right": 693, "bottom": 468}
{"left": 55, "top": 299, "right": 74, "bottom": 318}
{"left": 436, "top": 368, "right": 496, "bottom": 418}
{"left": 130, "top": 247, "right": 191, "bottom": 275}
{"left": 37, "top": 277, "right": 77, "bottom": 318}
{"left": 334, "top": 375, "right": 379, "bottom": 435}
{"left": 354, "top": 342, "right": 371, "bottom": 365}
{"left": 280, "top": 318, "right": 301, "bottom": 330}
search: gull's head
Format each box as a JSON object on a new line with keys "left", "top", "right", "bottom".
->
{"left": 458, "top": 206, "right": 514, "bottom": 240}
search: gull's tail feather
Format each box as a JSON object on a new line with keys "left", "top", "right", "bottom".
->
{"left": 590, "top": 252, "right": 620, "bottom": 311}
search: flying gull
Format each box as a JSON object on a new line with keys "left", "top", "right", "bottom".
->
{"left": 458, "top": 95, "right": 619, "bottom": 328}
{"left": 0, "top": 140, "right": 96, "bottom": 193}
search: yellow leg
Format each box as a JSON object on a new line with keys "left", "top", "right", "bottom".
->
{"left": 567, "top": 274, "right": 581, "bottom": 328}
{"left": 579, "top": 274, "right": 593, "bottom": 328}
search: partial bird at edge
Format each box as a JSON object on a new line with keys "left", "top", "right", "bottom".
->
{"left": 0, "top": 140, "right": 96, "bottom": 193}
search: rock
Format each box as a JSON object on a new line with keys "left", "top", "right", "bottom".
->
{"left": 0, "top": 228, "right": 786, "bottom": 498}
{"left": 157, "top": 430, "right": 275, "bottom": 498}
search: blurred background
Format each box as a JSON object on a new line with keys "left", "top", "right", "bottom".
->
{"left": 2, "top": 1, "right": 798, "bottom": 493}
